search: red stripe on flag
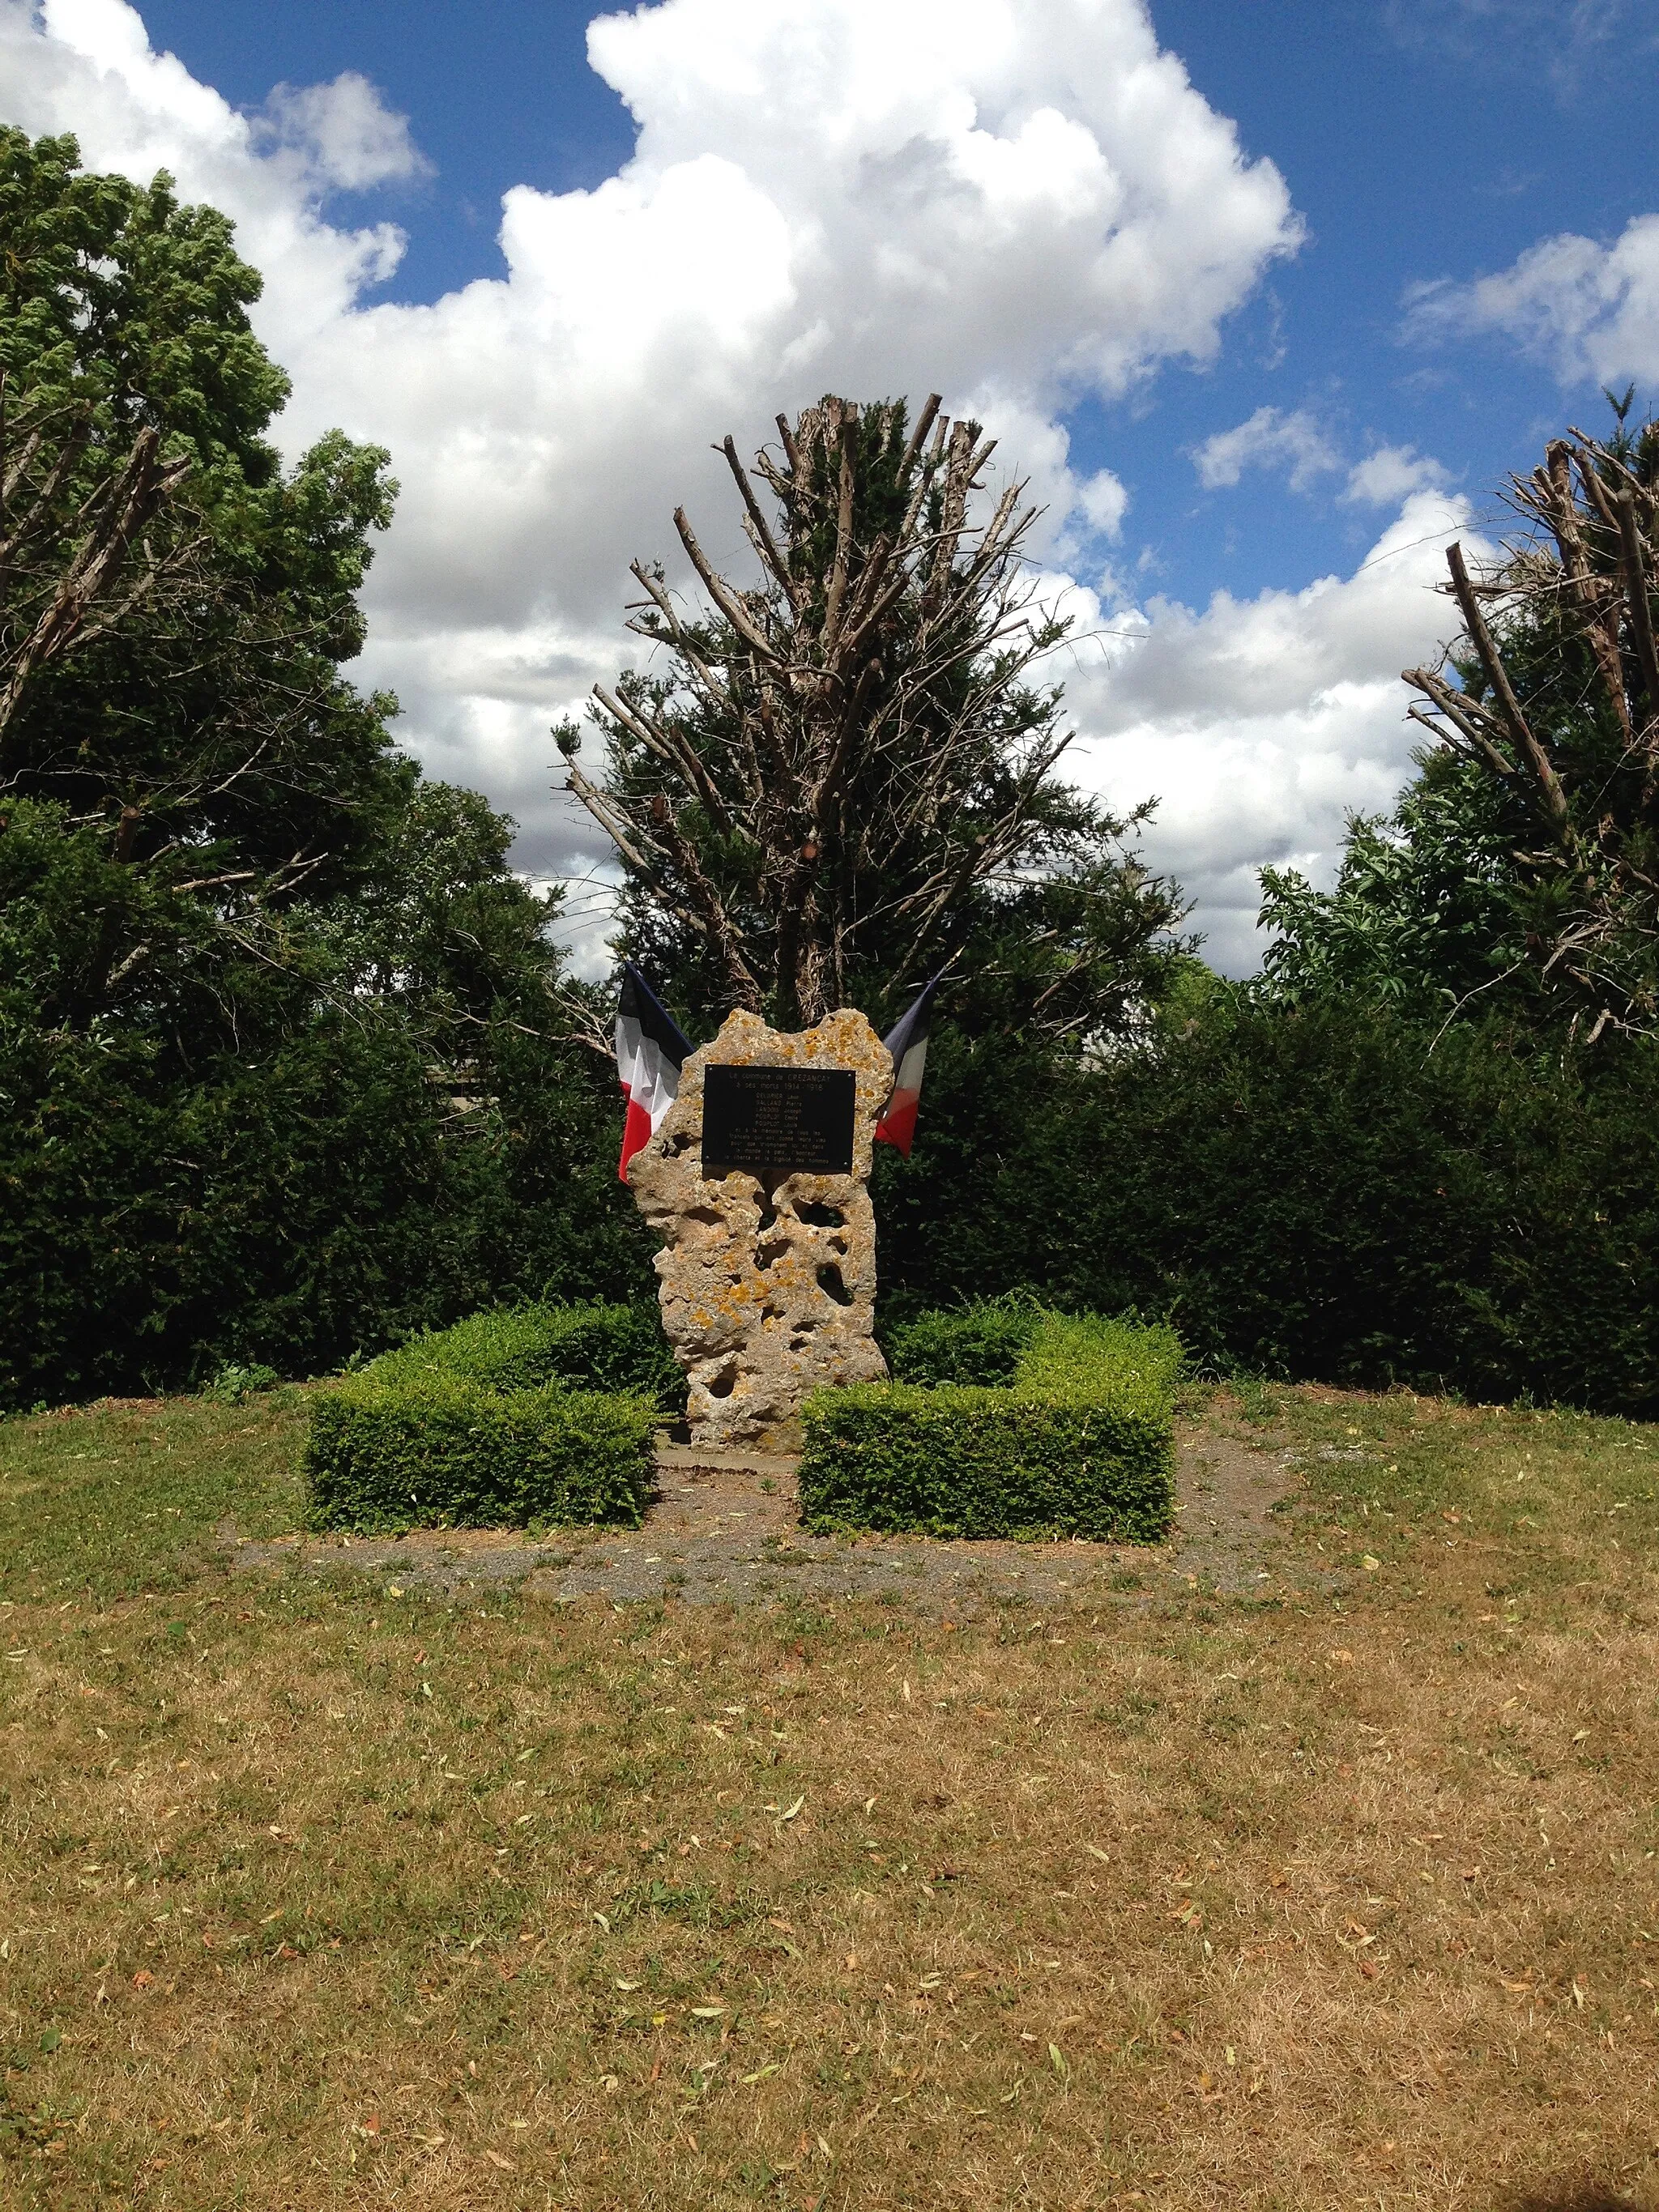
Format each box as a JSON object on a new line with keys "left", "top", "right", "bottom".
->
{"left": 873, "top": 1088, "right": 920, "bottom": 1155}
{"left": 617, "top": 1091, "right": 654, "bottom": 1183}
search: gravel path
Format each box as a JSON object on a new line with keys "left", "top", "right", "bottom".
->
{"left": 232, "top": 1406, "right": 1327, "bottom": 1613}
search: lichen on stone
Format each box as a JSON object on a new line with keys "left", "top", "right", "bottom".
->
{"left": 626, "top": 1008, "right": 891, "bottom": 1447}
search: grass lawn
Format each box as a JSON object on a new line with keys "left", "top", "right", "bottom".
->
{"left": 2, "top": 1381, "right": 1657, "bottom": 2210}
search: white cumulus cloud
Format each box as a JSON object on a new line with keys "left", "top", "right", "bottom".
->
{"left": 256, "top": 70, "right": 433, "bottom": 194}
{"left": 1191, "top": 404, "right": 1342, "bottom": 493}
{"left": 1074, "top": 467, "right": 1131, "bottom": 540}
{"left": 1341, "top": 443, "right": 1451, "bottom": 506}
{"left": 1061, "top": 489, "right": 1479, "bottom": 970}
{"left": 1405, "top": 212, "right": 1659, "bottom": 387}
{"left": 0, "top": 0, "right": 1472, "bottom": 973}
{"left": 1, "top": 0, "right": 414, "bottom": 340}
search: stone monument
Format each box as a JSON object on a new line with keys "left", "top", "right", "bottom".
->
{"left": 625, "top": 1007, "right": 892, "bottom": 1447}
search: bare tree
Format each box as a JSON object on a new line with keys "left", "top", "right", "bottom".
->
{"left": 1404, "top": 403, "right": 1659, "bottom": 1041}
{"left": 562, "top": 394, "right": 1180, "bottom": 1033}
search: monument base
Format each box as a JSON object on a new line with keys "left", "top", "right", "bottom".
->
{"left": 625, "top": 1008, "right": 891, "bottom": 1448}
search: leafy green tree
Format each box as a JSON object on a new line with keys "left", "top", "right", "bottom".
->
{"left": 875, "top": 978, "right": 1659, "bottom": 1415}
{"left": 0, "top": 782, "right": 646, "bottom": 1407}
{"left": 1, "top": 127, "right": 408, "bottom": 960}
{"left": 1264, "top": 400, "right": 1659, "bottom": 1042}
{"left": 1258, "top": 746, "right": 1529, "bottom": 1021}
{"left": 2, "top": 126, "right": 280, "bottom": 752}
{"left": 563, "top": 393, "right": 1187, "bottom": 1040}
{"left": 0, "top": 131, "right": 645, "bottom": 1405}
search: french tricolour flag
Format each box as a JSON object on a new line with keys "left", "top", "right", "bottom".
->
{"left": 616, "top": 962, "right": 693, "bottom": 1183}
{"left": 874, "top": 973, "right": 943, "bottom": 1157}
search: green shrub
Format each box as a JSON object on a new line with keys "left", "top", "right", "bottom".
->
{"left": 875, "top": 1001, "right": 1659, "bottom": 1417}
{"left": 883, "top": 1298, "right": 1040, "bottom": 1386}
{"left": 199, "top": 1361, "right": 280, "bottom": 1404}
{"left": 304, "top": 1301, "right": 673, "bottom": 1532}
{"left": 371, "top": 1302, "right": 679, "bottom": 1405}
{"left": 800, "top": 1312, "right": 1178, "bottom": 1541}
{"left": 305, "top": 1370, "right": 655, "bottom": 1533}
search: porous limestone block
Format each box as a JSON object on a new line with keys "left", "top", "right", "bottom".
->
{"left": 626, "top": 1008, "right": 891, "bottom": 1447}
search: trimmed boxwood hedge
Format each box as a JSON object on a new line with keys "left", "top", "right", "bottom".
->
{"left": 881, "top": 1300, "right": 1040, "bottom": 1387}
{"left": 305, "top": 1302, "right": 666, "bottom": 1533}
{"left": 800, "top": 1311, "right": 1179, "bottom": 1541}
{"left": 366, "top": 1300, "right": 680, "bottom": 1403}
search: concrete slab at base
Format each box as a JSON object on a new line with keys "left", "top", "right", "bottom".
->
{"left": 655, "top": 1442, "right": 802, "bottom": 1480}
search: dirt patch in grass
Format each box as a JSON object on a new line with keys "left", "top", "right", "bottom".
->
{"left": 230, "top": 1404, "right": 1321, "bottom": 1613}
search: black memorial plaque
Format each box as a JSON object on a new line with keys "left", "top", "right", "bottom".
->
{"left": 702, "top": 1063, "right": 856, "bottom": 1177}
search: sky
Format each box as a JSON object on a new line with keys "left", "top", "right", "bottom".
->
{"left": 4, "top": 0, "right": 1658, "bottom": 973}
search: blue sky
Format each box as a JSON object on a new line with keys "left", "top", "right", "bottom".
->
{"left": 6, "top": 0, "right": 1659, "bottom": 966}
{"left": 132, "top": 0, "right": 1659, "bottom": 608}
{"left": 136, "top": 1, "right": 638, "bottom": 283}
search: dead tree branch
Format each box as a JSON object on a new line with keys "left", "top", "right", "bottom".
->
{"left": 1402, "top": 414, "right": 1659, "bottom": 1038}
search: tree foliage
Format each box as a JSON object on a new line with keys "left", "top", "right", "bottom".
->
{"left": 1267, "top": 400, "right": 1659, "bottom": 1042}
{"left": 1, "top": 127, "right": 283, "bottom": 754}
{"left": 876, "top": 989, "right": 1659, "bottom": 1416}
{"left": 1, "top": 127, "right": 409, "bottom": 951}
{"left": 564, "top": 393, "right": 1185, "bottom": 1038}
{"left": 0, "top": 131, "right": 647, "bottom": 1407}
{"left": 1258, "top": 747, "right": 1527, "bottom": 1020}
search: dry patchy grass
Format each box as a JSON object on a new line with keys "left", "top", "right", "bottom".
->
{"left": 1, "top": 1383, "right": 1657, "bottom": 2211}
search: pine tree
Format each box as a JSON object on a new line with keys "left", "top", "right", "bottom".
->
{"left": 562, "top": 394, "right": 1184, "bottom": 1037}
